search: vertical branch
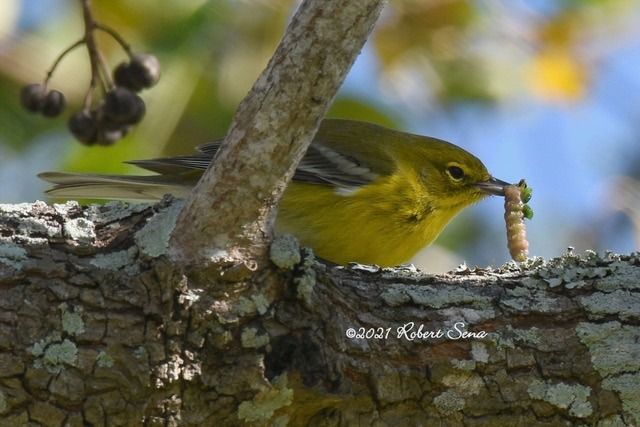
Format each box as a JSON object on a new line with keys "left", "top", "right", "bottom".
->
{"left": 169, "top": 0, "right": 386, "bottom": 270}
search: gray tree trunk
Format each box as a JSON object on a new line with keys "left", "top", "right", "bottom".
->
{"left": 0, "top": 200, "right": 638, "bottom": 426}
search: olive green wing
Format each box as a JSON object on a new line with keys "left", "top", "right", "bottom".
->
{"left": 130, "top": 119, "right": 397, "bottom": 188}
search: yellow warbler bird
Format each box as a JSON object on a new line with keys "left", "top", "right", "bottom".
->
{"left": 40, "top": 119, "right": 508, "bottom": 266}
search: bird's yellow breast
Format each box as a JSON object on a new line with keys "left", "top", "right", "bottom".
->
{"left": 276, "top": 166, "right": 465, "bottom": 267}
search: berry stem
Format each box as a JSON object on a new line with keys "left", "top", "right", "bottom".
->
{"left": 81, "top": 0, "right": 113, "bottom": 97}
{"left": 82, "top": 89, "right": 93, "bottom": 112}
{"left": 82, "top": 0, "right": 99, "bottom": 89}
{"left": 43, "top": 39, "right": 85, "bottom": 88}
{"left": 94, "top": 23, "right": 133, "bottom": 56}
{"left": 80, "top": 0, "right": 103, "bottom": 107}
{"left": 96, "top": 48, "right": 114, "bottom": 90}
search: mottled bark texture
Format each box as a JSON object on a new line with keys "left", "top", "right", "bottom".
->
{"left": 169, "top": 0, "right": 385, "bottom": 269}
{"left": 0, "top": 200, "right": 638, "bottom": 426}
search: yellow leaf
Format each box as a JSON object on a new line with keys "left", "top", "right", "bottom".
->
{"left": 528, "top": 49, "right": 587, "bottom": 103}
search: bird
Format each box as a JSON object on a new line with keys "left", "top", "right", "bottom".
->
{"left": 40, "top": 119, "right": 509, "bottom": 266}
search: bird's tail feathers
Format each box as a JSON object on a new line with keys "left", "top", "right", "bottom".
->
{"left": 38, "top": 172, "right": 192, "bottom": 201}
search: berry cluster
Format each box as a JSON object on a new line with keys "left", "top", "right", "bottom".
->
{"left": 19, "top": 1, "right": 160, "bottom": 146}
{"left": 68, "top": 55, "right": 159, "bottom": 146}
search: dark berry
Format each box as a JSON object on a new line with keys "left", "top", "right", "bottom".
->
{"left": 20, "top": 83, "right": 46, "bottom": 113}
{"left": 113, "top": 62, "right": 143, "bottom": 92}
{"left": 103, "top": 88, "right": 145, "bottom": 125}
{"left": 128, "top": 54, "right": 161, "bottom": 89}
{"left": 68, "top": 110, "right": 98, "bottom": 145}
{"left": 41, "top": 90, "right": 66, "bottom": 117}
{"left": 96, "top": 125, "right": 129, "bottom": 146}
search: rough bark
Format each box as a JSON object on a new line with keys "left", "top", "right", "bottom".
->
{"left": 169, "top": 0, "right": 385, "bottom": 269}
{"left": 0, "top": 200, "right": 638, "bottom": 426}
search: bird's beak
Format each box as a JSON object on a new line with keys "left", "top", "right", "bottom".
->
{"left": 475, "top": 176, "right": 510, "bottom": 196}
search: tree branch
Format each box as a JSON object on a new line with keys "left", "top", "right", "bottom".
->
{"left": 169, "top": 0, "right": 385, "bottom": 271}
{"left": 0, "top": 201, "right": 638, "bottom": 425}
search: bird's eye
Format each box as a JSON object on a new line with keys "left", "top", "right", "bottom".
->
{"left": 446, "top": 165, "right": 465, "bottom": 181}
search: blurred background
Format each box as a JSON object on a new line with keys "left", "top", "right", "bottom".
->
{"left": 1, "top": 0, "right": 639, "bottom": 272}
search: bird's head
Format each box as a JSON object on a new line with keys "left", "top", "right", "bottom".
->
{"left": 407, "top": 137, "right": 509, "bottom": 211}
